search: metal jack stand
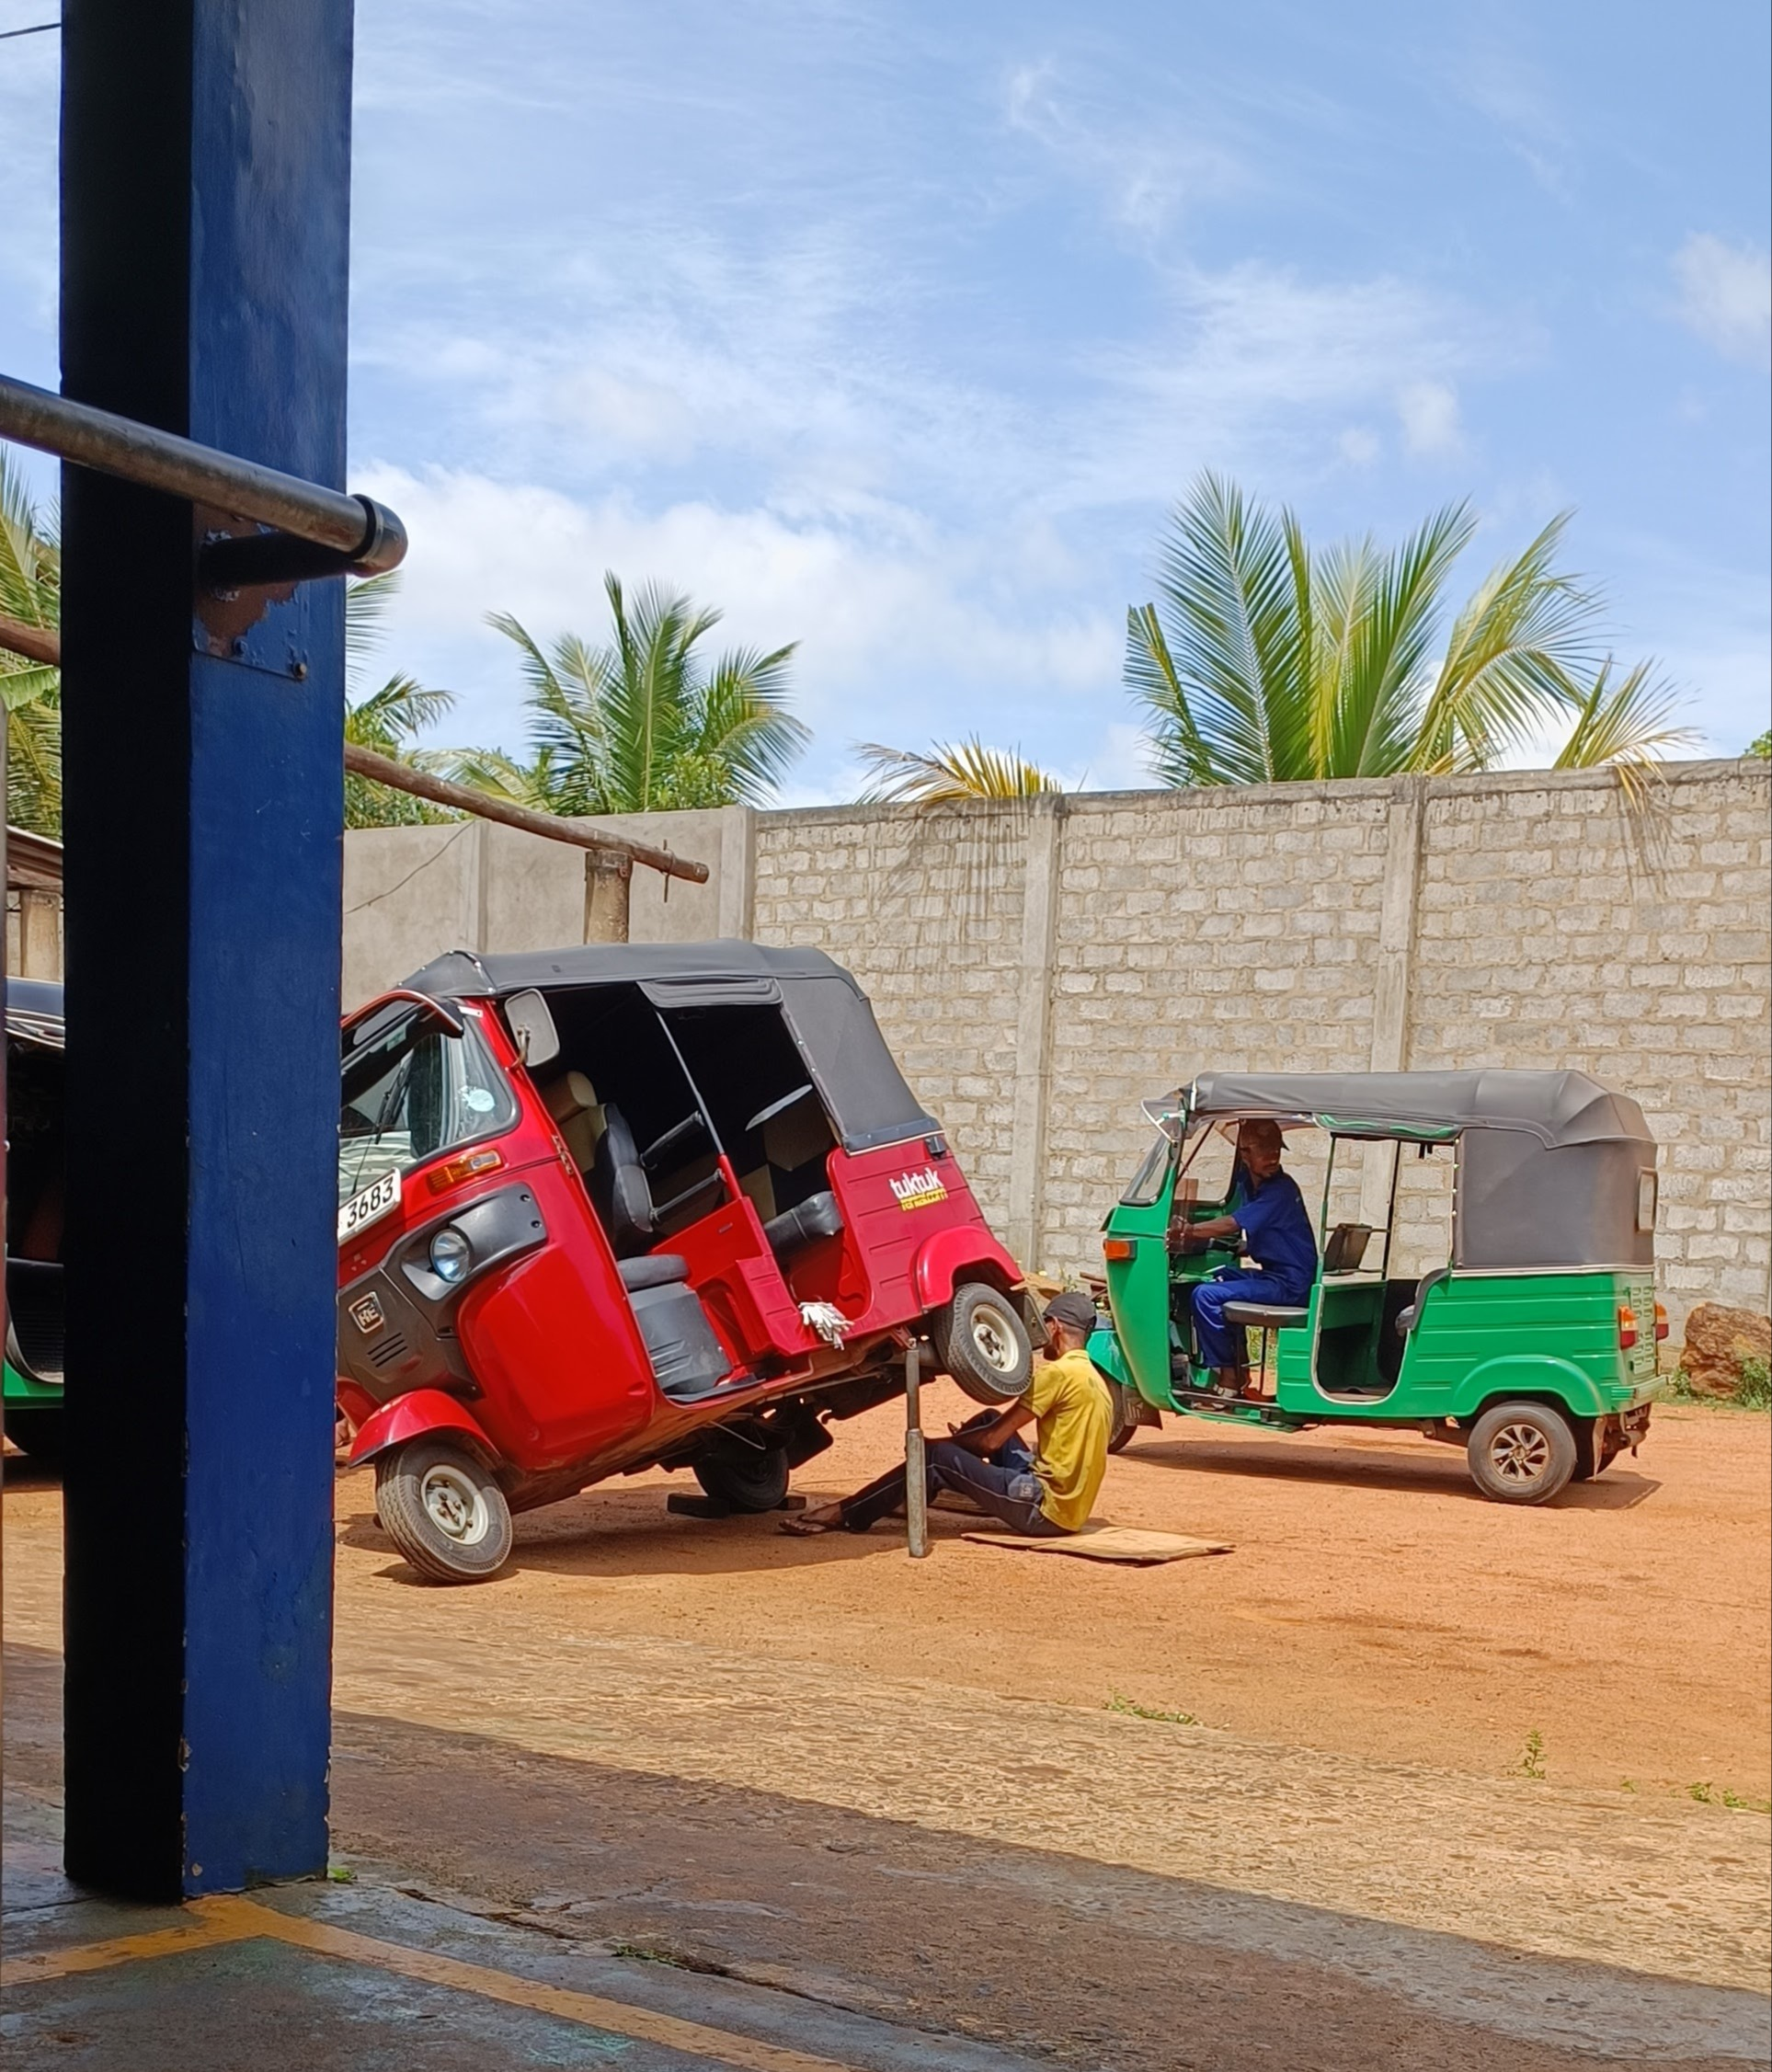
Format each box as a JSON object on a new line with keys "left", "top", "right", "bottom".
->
{"left": 904, "top": 1336, "right": 932, "bottom": 1559}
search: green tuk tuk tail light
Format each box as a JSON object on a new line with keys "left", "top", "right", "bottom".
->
{"left": 1617, "top": 1304, "right": 1639, "bottom": 1350}
{"left": 1653, "top": 1299, "right": 1669, "bottom": 1341}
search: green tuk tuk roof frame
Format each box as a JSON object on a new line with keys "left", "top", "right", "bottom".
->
{"left": 1145, "top": 1069, "right": 1658, "bottom": 1273}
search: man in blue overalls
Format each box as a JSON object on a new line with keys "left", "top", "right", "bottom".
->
{"left": 1182, "top": 1119, "right": 1317, "bottom": 1398}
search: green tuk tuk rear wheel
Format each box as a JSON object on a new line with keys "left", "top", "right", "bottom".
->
{"left": 1466, "top": 1401, "right": 1578, "bottom": 1505}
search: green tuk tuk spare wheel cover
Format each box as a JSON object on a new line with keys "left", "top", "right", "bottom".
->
{"left": 1167, "top": 1070, "right": 1657, "bottom": 1273}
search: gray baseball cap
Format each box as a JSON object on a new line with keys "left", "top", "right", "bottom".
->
{"left": 1043, "top": 1290, "right": 1099, "bottom": 1332}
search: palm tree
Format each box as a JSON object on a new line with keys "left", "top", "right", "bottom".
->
{"left": 1551, "top": 659, "right": 1700, "bottom": 801}
{"left": 1126, "top": 473, "right": 1691, "bottom": 786}
{"left": 0, "top": 456, "right": 63, "bottom": 836}
{"left": 480, "top": 575, "right": 807, "bottom": 816}
{"left": 344, "top": 572, "right": 457, "bottom": 828}
{"left": 853, "top": 737, "right": 1063, "bottom": 804}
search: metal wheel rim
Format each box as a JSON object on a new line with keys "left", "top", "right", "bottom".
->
{"left": 420, "top": 1462, "right": 490, "bottom": 1545}
{"left": 1488, "top": 1422, "right": 1552, "bottom": 1484}
{"left": 969, "top": 1303, "right": 1019, "bottom": 1374}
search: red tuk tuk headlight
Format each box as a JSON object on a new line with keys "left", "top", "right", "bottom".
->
{"left": 1653, "top": 1300, "right": 1669, "bottom": 1342}
{"left": 1617, "top": 1304, "right": 1638, "bottom": 1350}
{"left": 429, "top": 1227, "right": 472, "bottom": 1284}
{"left": 1103, "top": 1237, "right": 1135, "bottom": 1263}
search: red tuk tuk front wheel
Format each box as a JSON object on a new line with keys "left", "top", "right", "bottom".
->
{"left": 377, "top": 1437, "right": 514, "bottom": 1584}
{"left": 932, "top": 1283, "right": 1034, "bottom": 1405}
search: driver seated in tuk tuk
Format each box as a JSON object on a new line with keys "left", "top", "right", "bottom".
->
{"left": 1180, "top": 1119, "right": 1316, "bottom": 1399}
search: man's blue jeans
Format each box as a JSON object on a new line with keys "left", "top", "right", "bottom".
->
{"left": 835, "top": 1438, "right": 1064, "bottom": 1536}
{"left": 1192, "top": 1274, "right": 1308, "bottom": 1369}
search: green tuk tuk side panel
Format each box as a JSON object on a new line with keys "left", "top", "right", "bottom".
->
{"left": 1271, "top": 1269, "right": 1653, "bottom": 1421}
{"left": 4, "top": 1356, "right": 63, "bottom": 1405}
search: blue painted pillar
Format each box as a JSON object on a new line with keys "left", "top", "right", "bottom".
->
{"left": 59, "top": 0, "right": 350, "bottom": 1898}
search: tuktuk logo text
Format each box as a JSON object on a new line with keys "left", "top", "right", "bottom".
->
{"left": 890, "top": 1166, "right": 948, "bottom": 1212}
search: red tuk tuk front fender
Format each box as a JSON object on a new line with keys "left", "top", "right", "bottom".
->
{"left": 911, "top": 1226, "right": 1023, "bottom": 1312}
{"left": 348, "top": 1390, "right": 497, "bottom": 1471}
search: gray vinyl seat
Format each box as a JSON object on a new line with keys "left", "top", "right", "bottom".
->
{"left": 1395, "top": 1265, "right": 1450, "bottom": 1337}
{"left": 1221, "top": 1299, "right": 1309, "bottom": 1332}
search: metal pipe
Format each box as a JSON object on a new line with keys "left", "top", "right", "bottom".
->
{"left": 0, "top": 372, "right": 406, "bottom": 574}
{"left": 344, "top": 742, "right": 708, "bottom": 882}
{"left": 904, "top": 1336, "right": 929, "bottom": 1560}
{"left": 0, "top": 612, "right": 59, "bottom": 668}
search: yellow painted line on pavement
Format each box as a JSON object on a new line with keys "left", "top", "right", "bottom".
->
{"left": 200, "top": 1896, "right": 861, "bottom": 2072}
{"left": 6, "top": 1890, "right": 863, "bottom": 2070}
{"left": 1, "top": 1908, "right": 260, "bottom": 1986}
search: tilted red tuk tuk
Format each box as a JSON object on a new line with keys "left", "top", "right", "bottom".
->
{"left": 337, "top": 942, "right": 1031, "bottom": 1580}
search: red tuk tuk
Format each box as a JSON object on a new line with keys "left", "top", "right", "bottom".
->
{"left": 337, "top": 942, "right": 1030, "bottom": 1580}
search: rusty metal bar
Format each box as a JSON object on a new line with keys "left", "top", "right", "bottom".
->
{"left": 344, "top": 742, "right": 707, "bottom": 883}
{"left": 0, "top": 612, "right": 59, "bottom": 668}
{"left": 1, "top": 615, "right": 708, "bottom": 886}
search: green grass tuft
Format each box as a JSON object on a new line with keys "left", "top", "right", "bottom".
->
{"left": 1517, "top": 1729, "right": 1547, "bottom": 1781}
{"left": 1106, "top": 1691, "right": 1202, "bottom": 1726}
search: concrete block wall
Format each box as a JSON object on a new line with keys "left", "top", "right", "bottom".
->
{"left": 343, "top": 760, "right": 1770, "bottom": 1330}
{"left": 751, "top": 803, "right": 1034, "bottom": 1241}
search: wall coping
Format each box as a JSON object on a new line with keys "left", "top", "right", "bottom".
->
{"left": 752, "top": 758, "right": 1766, "bottom": 830}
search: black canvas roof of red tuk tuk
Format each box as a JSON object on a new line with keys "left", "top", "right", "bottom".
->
{"left": 404, "top": 943, "right": 939, "bottom": 1154}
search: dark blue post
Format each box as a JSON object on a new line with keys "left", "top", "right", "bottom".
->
{"left": 59, "top": 0, "right": 349, "bottom": 1898}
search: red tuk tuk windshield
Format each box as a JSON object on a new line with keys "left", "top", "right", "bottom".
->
{"left": 338, "top": 1009, "right": 517, "bottom": 1207}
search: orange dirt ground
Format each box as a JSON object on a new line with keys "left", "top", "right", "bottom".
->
{"left": 6, "top": 1395, "right": 1766, "bottom": 1803}
{"left": 346, "top": 1391, "right": 1765, "bottom": 1801}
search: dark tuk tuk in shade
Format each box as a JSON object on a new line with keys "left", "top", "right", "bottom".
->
{"left": 1093, "top": 1069, "right": 1665, "bottom": 1504}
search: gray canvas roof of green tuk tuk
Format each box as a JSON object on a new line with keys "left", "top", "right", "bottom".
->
{"left": 1161, "top": 1069, "right": 1656, "bottom": 1269}
{"left": 404, "top": 943, "right": 938, "bottom": 1153}
{"left": 1175, "top": 1069, "right": 1653, "bottom": 1150}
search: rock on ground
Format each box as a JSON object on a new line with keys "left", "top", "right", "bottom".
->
{"left": 1679, "top": 1303, "right": 1772, "bottom": 1399}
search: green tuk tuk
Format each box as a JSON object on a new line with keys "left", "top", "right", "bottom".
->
{"left": 1092, "top": 1070, "right": 1664, "bottom": 1505}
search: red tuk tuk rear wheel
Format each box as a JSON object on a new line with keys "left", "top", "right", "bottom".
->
{"left": 1465, "top": 1402, "right": 1577, "bottom": 1505}
{"left": 933, "top": 1283, "right": 1034, "bottom": 1405}
{"left": 376, "top": 1437, "right": 514, "bottom": 1584}
{"left": 692, "top": 1434, "right": 792, "bottom": 1513}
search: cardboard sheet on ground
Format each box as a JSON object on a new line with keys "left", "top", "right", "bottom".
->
{"left": 961, "top": 1522, "right": 1234, "bottom": 1565}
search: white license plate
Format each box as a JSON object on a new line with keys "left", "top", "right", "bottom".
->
{"left": 337, "top": 1169, "right": 401, "bottom": 1244}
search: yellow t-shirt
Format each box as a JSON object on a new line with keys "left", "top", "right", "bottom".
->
{"left": 1023, "top": 1347, "right": 1112, "bottom": 1531}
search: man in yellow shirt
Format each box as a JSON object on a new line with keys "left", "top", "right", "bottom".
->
{"left": 784, "top": 1291, "right": 1112, "bottom": 1538}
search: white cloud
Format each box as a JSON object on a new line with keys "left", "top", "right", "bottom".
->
{"left": 1001, "top": 59, "right": 1245, "bottom": 244}
{"left": 352, "top": 464, "right": 1125, "bottom": 784}
{"left": 1396, "top": 380, "right": 1463, "bottom": 457}
{"left": 1337, "top": 426, "right": 1381, "bottom": 467}
{"left": 1671, "top": 234, "right": 1772, "bottom": 369}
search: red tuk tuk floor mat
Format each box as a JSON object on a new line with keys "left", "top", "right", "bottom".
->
{"left": 961, "top": 1523, "right": 1234, "bottom": 1564}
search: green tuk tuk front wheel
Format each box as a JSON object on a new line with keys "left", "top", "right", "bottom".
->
{"left": 1466, "top": 1401, "right": 1577, "bottom": 1505}
{"left": 1105, "top": 1380, "right": 1143, "bottom": 1454}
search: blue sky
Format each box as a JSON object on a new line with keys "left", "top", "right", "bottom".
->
{"left": 3, "top": 0, "right": 1767, "bottom": 796}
